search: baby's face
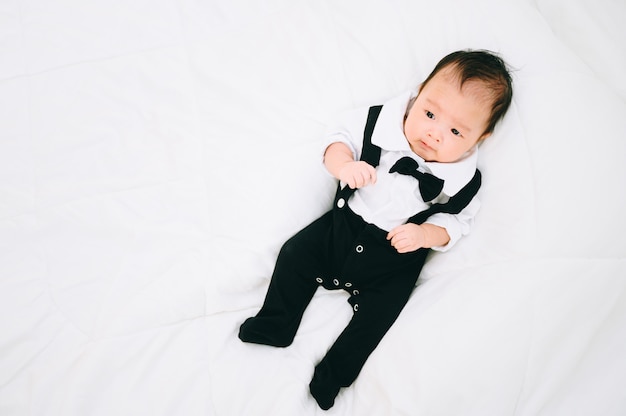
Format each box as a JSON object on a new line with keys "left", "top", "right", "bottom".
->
{"left": 404, "top": 68, "right": 492, "bottom": 163}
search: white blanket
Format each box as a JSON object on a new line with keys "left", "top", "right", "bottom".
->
{"left": 1, "top": 0, "right": 625, "bottom": 415}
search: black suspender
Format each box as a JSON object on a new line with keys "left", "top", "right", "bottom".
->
{"left": 334, "top": 105, "right": 383, "bottom": 204}
{"left": 407, "top": 170, "right": 481, "bottom": 225}
{"left": 360, "top": 105, "right": 383, "bottom": 168}
{"left": 336, "top": 105, "right": 481, "bottom": 225}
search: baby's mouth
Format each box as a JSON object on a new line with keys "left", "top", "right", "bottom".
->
{"left": 419, "top": 139, "right": 434, "bottom": 150}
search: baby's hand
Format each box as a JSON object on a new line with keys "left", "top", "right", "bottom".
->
{"left": 339, "top": 161, "right": 377, "bottom": 189}
{"left": 386, "top": 223, "right": 426, "bottom": 253}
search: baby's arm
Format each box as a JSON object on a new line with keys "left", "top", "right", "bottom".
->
{"left": 386, "top": 223, "right": 450, "bottom": 253}
{"left": 324, "top": 142, "right": 377, "bottom": 189}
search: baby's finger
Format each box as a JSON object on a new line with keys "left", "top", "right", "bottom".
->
{"left": 354, "top": 169, "right": 365, "bottom": 188}
{"left": 393, "top": 239, "right": 407, "bottom": 252}
{"left": 387, "top": 224, "right": 405, "bottom": 239}
{"left": 355, "top": 171, "right": 366, "bottom": 188}
{"left": 368, "top": 165, "right": 377, "bottom": 185}
{"left": 368, "top": 168, "right": 376, "bottom": 184}
{"left": 347, "top": 175, "right": 357, "bottom": 189}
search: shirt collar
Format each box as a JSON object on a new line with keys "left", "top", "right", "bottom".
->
{"left": 370, "top": 90, "right": 479, "bottom": 196}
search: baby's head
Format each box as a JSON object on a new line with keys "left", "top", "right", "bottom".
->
{"left": 404, "top": 50, "right": 513, "bottom": 162}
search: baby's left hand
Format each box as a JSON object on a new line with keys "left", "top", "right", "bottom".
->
{"left": 386, "top": 223, "right": 426, "bottom": 253}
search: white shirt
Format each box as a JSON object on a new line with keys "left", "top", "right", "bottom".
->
{"left": 323, "top": 90, "right": 481, "bottom": 252}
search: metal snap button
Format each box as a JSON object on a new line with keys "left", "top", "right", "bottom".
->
{"left": 337, "top": 198, "right": 345, "bottom": 208}
{"left": 355, "top": 245, "right": 364, "bottom": 253}
{"left": 316, "top": 277, "right": 323, "bottom": 284}
{"left": 353, "top": 289, "right": 359, "bottom": 296}
{"left": 353, "top": 304, "right": 359, "bottom": 312}
{"left": 333, "top": 278, "right": 339, "bottom": 286}
{"left": 345, "top": 282, "right": 352, "bottom": 288}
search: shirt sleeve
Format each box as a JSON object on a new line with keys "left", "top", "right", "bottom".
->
{"left": 321, "top": 106, "right": 370, "bottom": 164}
{"left": 425, "top": 195, "right": 481, "bottom": 252}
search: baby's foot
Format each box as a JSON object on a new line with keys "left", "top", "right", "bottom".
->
{"left": 309, "top": 374, "right": 340, "bottom": 410}
{"left": 238, "top": 317, "right": 293, "bottom": 347}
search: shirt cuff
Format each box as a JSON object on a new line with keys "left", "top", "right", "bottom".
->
{"left": 424, "top": 213, "right": 469, "bottom": 252}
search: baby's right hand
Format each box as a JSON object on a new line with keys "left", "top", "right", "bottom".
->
{"left": 338, "top": 161, "right": 377, "bottom": 189}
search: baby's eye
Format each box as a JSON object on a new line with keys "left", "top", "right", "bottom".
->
{"left": 451, "top": 128, "right": 461, "bottom": 136}
{"left": 426, "top": 111, "right": 434, "bottom": 119}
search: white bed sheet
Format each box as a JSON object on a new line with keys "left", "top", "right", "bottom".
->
{"left": 1, "top": 0, "right": 625, "bottom": 415}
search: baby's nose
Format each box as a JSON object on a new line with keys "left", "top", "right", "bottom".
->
{"left": 428, "top": 128, "right": 442, "bottom": 142}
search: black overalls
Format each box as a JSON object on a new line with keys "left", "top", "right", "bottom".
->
{"left": 239, "top": 105, "right": 481, "bottom": 409}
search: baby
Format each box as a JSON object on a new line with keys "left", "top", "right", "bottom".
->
{"left": 239, "top": 50, "right": 513, "bottom": 410}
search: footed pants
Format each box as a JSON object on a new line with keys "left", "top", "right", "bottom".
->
{"left": 239, "top": 194, "right": 428, "bottom": 407}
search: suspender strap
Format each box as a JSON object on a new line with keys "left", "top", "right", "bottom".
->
{"left": 360, "top": 105, "right": 383, "bottom": 167}
{"left": 335, "top": 106, "right": 383, "bottom": 202}
{"left": 408, "top": 169, "right": 481, "bottom": 225}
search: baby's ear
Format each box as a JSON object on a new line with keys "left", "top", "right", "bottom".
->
{"left": 478, "top": 132, "right": 492, "bottom": 142}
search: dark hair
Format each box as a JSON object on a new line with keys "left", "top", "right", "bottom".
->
{"left": 420, "top": 50, "right": 513, "bottom": 137}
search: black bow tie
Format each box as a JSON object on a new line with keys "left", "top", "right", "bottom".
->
{"left": 389, "top": 157, "right": 444, "bottom": 202}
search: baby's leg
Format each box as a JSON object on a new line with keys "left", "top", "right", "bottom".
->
{"left": 239, "top": 211, "right": 333, "bottom": 347}
{"left": 309, "top": 275, "right": 418, "bottom": 409}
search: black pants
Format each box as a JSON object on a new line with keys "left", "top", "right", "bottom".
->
{"left": 239, "top": 200, "right": 428, "bottom": 399}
